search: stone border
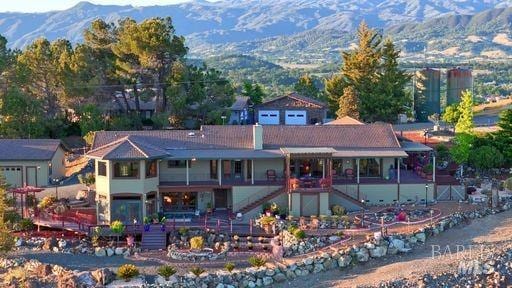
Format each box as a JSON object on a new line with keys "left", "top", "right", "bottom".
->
{"left": 141, "top": 205, "right": 509, "bottom": 287}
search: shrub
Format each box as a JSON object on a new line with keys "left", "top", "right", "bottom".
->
{"left": 110, "top": 220, "right": 125, "bottom": 234}
{"left": 178, "top": 227, "right": 189, "bottom": 236}
{"left": 25, "top": 195, "right": 37, "bottom": 208}
{"left": 224, "top": 262, "right": 235, "bottom": 273}
{"left": 259, "top": 216, "right": 276, "bottom": 226}
{"left": 190, "top": 266, "right": 205, "bottom": 277}
{"left": 157, "top": 265, "right": 176, "bottom": 280}
{"left": 117, "top": 264, "right": 139, "bottom": 281}
{"left": 248, "top": 256, "right": 267, "bottom": 267}
{"left": 331, "top": 204, "right": 346, "bottom": 216}
{"left": 422, "top": 164, "right": 433, "bottom": 174}
{"left": 0, "top": 228, "right": 14, "bottom": 254}
{"left": 190, "top": 236, "right": 204, "bottom": 250}
{"left": 505, "top": 178, "right": 512, "bottom": 191}
{"left": 293, "top": 229, "right": 306, "bottom": 239}
{"left": 37, "top": 196, "right": 57, "bottom": 210}
{"left": 287, "top": 224, "right": 298, "bottom": 234}
{"left": 19, "top": 219, "right": 34, "bottom": 231}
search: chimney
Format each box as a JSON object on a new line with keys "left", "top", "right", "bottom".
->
{"left": 253, "top": 123, "right": 263, "bottom": 150}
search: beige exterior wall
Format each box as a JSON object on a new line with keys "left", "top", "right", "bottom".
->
{"left": 159, "top": 159, "right": 213, "bottom": 182}
{"left": 231, "top": 185, "right": 282, "bottom": 211}
{"left": 360, "top": 184, "right": 398, "bottom": 204}
{"left": 95, "top": 160, "right": 110, "bottom": 196}
{"left": 253, "top": 158, "right": 284, "bottom": 180}
{"left": 50, "top": 147, "right": 66, "bottom": 179}
{"left": 399, "top": 183, "right": 434, "bottom": 203}
{"left": 319, "top": 192, "right": 330, "bottom": 215}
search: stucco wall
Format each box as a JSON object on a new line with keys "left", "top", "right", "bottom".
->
{"left": 50, "top": 146, "right": 66, "bottom": 178}
{"left": 253, "top": 159, "right": 284, "bottom": 180}
{"left": 399, "top": 183, "right": 434, "bottom": 204}
{"left": 159, "top": 160, "right": 213, "bottom": 182}
{"left": 231, "top": 185, "right": 282, "bottom": 211}
{"left": 360, "top": 184, "right": 398, "bottom": 204}
{"left": 95, "top": 160, "right": 110, "bottom": 196}
{"left": 319, "top": 192, "right": 330, "bottom": 215}
{"left": 333, "top": 184, "right": 358, "bottom": 199}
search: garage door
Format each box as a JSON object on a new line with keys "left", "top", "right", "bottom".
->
{"left": 258, "top": 110, "right": 280, "bottom": 125}
{"left": 0, "top": 166, "right": 23, "bottom": 187}
{"left": 285, "top": 110, "right": 307, "bottom": 125}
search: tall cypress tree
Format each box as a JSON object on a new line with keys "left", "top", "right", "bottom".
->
{"left": 336, "top": 86, "right": 359, "bottom": 120}
{"left": 455, "top": 90, "right": 474, "bottom": 134}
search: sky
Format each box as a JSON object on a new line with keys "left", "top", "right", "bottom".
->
{"left": 0, "top": 0, "right": 211, "bottom": 13}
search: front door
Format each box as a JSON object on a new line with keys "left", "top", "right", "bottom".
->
{"left": 214, "top": 189, "right": 228, "bottom": 210}
{"left": 26, "top": 167, "right": 37, "bottom": 186}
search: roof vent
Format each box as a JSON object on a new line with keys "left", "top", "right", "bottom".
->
{"left": 187, "top": 132, "right": 196, "bottom": 137}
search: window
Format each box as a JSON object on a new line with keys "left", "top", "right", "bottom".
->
{"left": 113, "top": 161, "right": 139, "bottom": 178}
{"left": 359, "top": 158, "right": 382, "bottom": 177}
{"left": 247, "top": 160, "right": 252, "bottom": 180}
{"left": 234, "top": 160, "right": 242, "bottom": 178}
{"left": 167, "top": 160, "right": 187, "bottom": 168}
{"left": 146, "top": 160, "right": 157, "bottom": 178}
{"left": 210, "top": 160, "right": 218, "bottom": 180}
{"left": 98, "top": 161, "right": 107, "bottom": 176}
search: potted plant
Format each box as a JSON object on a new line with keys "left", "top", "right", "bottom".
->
{"left": 259, "top": 216, "right": 276, "bottom": 234}
{"left": 247, "top": 242, "right": 253, "bottom": 250}
{"left": 110, "top": 220, "right": 125, "bottom": 245}
{"left": 143, "top": 217, "right": 151, "bottom": 232}
{"left": 206, "top": 202, "right": 213, "bottom": 214}
{"left": 178, "top": 227, "right": 188, "bottom": 242}
{"left": 423, "top": 164, "right": 433, "bottom": 180}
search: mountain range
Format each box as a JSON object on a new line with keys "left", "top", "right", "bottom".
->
{"left": 0, "top": 0, "right": 511, "bottom": 63}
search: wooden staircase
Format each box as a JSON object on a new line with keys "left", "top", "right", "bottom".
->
{"left": 238, "top": 186, "right": 287, "bottom": 214}
{"left": 141, "top": 225, "right": 167, "bottom": 250}
{"left": 331, "top": 187, "right": 365, "bottom": 209}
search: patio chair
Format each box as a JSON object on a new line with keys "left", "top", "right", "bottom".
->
{"left": 344, "top": 168, "right": 354, "bottom": 179}
{"left": 266, "top": 169, "right": 277, "bottom": 181}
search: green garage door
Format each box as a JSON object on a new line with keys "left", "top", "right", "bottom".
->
{"left": 0, "top": 166, "right": 23, "bottom": 187}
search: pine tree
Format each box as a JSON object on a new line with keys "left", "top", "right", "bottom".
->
{"left": 455, "top": 90, "right": 474, "bottom": 134}
{"left": 294, "top": 74, "right": 319, "bottom": 99}
{"left": 336, "top": 86, "right": 359, "bottom": 120}
{"left": 325, "top": 74, "right": 346, "bottom": 114}
{"left": 0, "top": 172, "right": 14, "bottom": 254}
{"left": 373, "top": 38, "right": 411, "bottom": 122}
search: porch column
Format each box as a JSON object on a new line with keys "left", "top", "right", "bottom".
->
{"left": 397, "top": 158, "right": 401, "bottom": 184}
{"left": 156, "top": 190, "right": 161, "bottom": 213}
{"left": 432, "top": 156, "right": 436, "bottom": 183}
{"left": 251, "top": 160, "right": 254, "bottom": 185}
{"left": 356, "top": 158, "right": 360, "bottom": 184}
{"left": 186, "top": 159, "right": 190, "bottom": 186}
{"left": 218, "top": 159, "right": 222, "bottom": 186}
{"left": 141, "top": 194, "right": 146, "bottom": 221}
{"left": 322, "top": 159, "right": 325, "bottom": 178}
{"left": 285, "top": 155, "right": 291, "bottom": 192}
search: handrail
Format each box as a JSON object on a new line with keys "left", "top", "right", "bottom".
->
{"left": 233, "top": 186, "right": 284, "bottom": 212}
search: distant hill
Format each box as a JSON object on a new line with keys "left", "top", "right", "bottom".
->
{"left": 0, "top": 0, "right": 510, "bottom": 63}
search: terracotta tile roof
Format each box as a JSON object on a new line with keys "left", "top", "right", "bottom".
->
{"left": 258, "top": 92, "right": 326, "bottom": 108}
{"left": 89, "top": 124, "right": 401, "bottom": 160}
{"left": 324, "top": 116, "right": 364, "bottom": 125}
{"left": 0, "top": 139, "right": 62, "bottom": 161}
{"left": 262, "top": 124, "right": 400, "bottom": 149}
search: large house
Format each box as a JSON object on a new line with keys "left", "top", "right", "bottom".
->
{"left": 0, "top": 139, "right": 67, "bottom": 187}
{"left": 86, "top": 122, "right": 452, "bottom": 224}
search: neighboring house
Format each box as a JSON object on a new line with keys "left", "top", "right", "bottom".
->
{"left": 229, "top": 96, "right": 252, "bottom": 125}
{"left": 87, "top": 123, "right": 443, "bottom": 224}
{"left": 0, "top": 139, "right": 67, "bottom": 188}
{"left": 254, "top": 92, "right": 327, "bottom": 125}
{"left": 105, "top": 97, "right": 156, "bottom": 120}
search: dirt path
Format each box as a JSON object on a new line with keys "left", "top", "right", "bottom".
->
{"left": 280, "top": 209, "right": 512, "bottom": 288}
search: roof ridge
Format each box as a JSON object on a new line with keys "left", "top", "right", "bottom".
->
{"left": 88, "top": 136, "right": 129, "bottom": 154}
{"left": 124, "top": 136, "right": 149, "bottom": 158}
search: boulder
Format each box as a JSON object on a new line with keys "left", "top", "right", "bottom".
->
{"left": 35, "top": 263, "right": 52, "bottom": 277}
{"left": 94, "top": 247, "right": 106, "bottom": 257}
{"left": 313, "top": 263, "right": 324, "bottom": 273}
{"left": 262, "top": 276, "right": 273, "bottom": 286}
{"left": 43, "top": 237, "right": 58, "bottom": 251}
{"left": 15, "top": 238, "right": 24, "bottom": 247}
{"left": 92, "top": 268, "right": 116, "bottom": 285}
{"left": 58, "top": 239, "right": 67, "bottom": 249}
{"left": 415, "top": 233, "right": 426, "bottom": 243}
{"left": 115, "top": 247, "right": 124, "bottom": 255}
{"left": 369, "top": 246, "right": 387, "bottom": 258}
{"left": 356, "top": 248, "right": 369, "bottom": 262}
{"left": 106, "top": 248, "right": 114, "bottom": 257}
{"left": 328, "top": 235, "right": 341, "bottom": 243}
{"left": 75, "top": 271, "right": 97, "bottom": 287}
{"left": 57, "top": 272, "right": 78, "bottom": 288}
{"left": 338, "top": 255, "right": 352, "bottom": 268}
{"left": 273, "top": 273, "right": 287, "bottom": 283}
